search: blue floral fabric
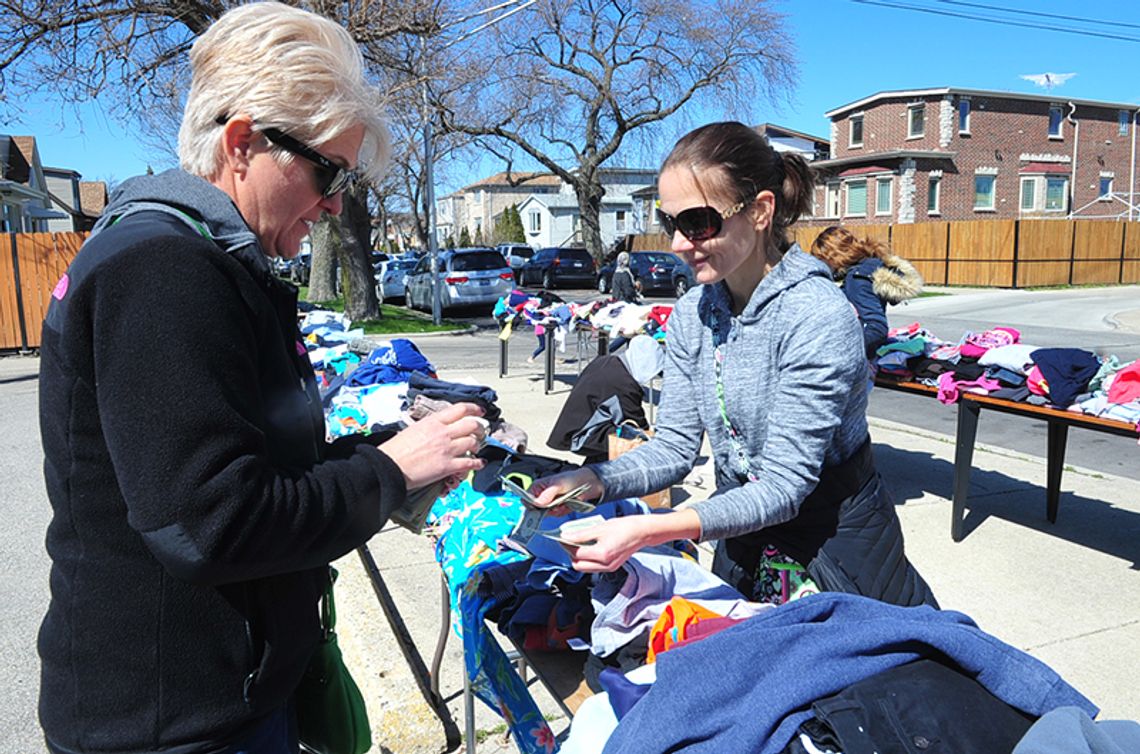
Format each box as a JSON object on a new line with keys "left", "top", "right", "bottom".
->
{"left": 428, "top": 482, "right": 558, "bottom": 753}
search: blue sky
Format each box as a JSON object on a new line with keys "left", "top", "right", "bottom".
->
{"left": 5, "top": 0, "right": 1139, "bottom": 193}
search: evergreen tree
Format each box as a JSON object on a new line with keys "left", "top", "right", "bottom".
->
{"left": 473, "top": 226, "right": 484, "bottom": 246}
{"left": 459, "top": 227, "right": 472, "bottom": 247}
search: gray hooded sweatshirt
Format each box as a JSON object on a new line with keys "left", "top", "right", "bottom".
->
{"left": 593, "top": 245, "right": 869, "bottom": 541}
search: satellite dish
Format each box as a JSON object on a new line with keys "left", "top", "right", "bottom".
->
{"left": 1020, "top": 72, "right": 1077, "bottom": 92}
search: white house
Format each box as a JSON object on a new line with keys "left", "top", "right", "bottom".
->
{"left": 440, "top": 166, "right": 658, "bottom": 249}
{"left": 1, "top": 135, "right": 67, "bottom": 232}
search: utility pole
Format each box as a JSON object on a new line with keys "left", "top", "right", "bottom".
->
{"left": 420, "top": 0, "right": 535, "bottom": 325}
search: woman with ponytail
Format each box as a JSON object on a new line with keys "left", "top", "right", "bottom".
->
{"left": 811, "top": 225, "right": 923, "bottom": 357}
{"left": 532, "top": 122, "right": 936, "bottom": 609}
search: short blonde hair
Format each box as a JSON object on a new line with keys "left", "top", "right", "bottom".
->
{"left": 178, "top": 2, "right": 389, "bottom": 184}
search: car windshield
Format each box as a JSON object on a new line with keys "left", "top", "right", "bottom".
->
{"left": 388, "top": 260, "right": 415, "bottom": 271}
{"left": 639, "top": 253, "right": 677, "bottom": 267}
{"left": 451, "top": 252, "right": 508, "bottom": 271}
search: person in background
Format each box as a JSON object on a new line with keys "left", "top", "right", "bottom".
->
{"left": 610, "top": 251, "right": 641, "bottom": 303}
{"left": 36, "top": 4, "right": 485, "bottom": 753}
{"left": 530, "top": 122, "right": 936, "bottom": 609}
{"left": 810, "top": 225, "right": 923, "bottom": 357}
{"left": 547, "top": 334, "right": 664, "bottom": 464}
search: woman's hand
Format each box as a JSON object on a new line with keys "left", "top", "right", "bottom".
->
{"left": 528, "top": 468, "right": 604, "bottom": 514}
{"left": 562, "top": 515, "right": 652, "bottom": 573}
{"left": 565, "top": 508, "right": 703, "bottom": 573}
{"left": 380, "top": 402, "right": 486, "bottom": 491}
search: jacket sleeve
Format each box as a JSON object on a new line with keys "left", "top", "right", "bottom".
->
{"left": 89, "top": 238, "right": 405, "bottom": 586}
{"left": 592, "top": 298, "right": 702, "bottom": 497}
{"left": 844, "top": 273, "right": 889, "bottom": 357}
{"left": 691, "top": 288, "right": 867, "bottom": 541}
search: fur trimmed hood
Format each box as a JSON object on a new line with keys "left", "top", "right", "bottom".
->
{"left": 870, "top": 254, "right": 923, "bottom": 304}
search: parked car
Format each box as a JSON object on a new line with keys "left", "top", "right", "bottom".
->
{"left": 496, "top": 244, "right": 536, "bottom": 282}
{"left": 289, "top": 252, "right": 311, "bottom": 285}
{"left": 672, "top": 260, "right": 696, "bottom": 297}
{"left": 375, "top": 258, "right": 416, "bottom": 302}
{"left": 596, "top": 251, "right": 681, "bottom": 296}
{"left": 404, "top": 248, "right": 514, "bottom": 312}
{"left": 518, "top": 247, "right": 596, "bottom": 289}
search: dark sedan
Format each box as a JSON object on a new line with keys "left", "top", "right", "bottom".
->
{"left": 597, "top": 251, "right": 682, "bottom": 296}
{"left": 518, "top": 247, "right": 596, "bottom": 289}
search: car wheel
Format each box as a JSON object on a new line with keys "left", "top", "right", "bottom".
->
{"left": 597, "top": 275, "right": 608, "bottom": 294}
{"left": 674, "top": 277, "right": 689, "bottom": 298}
{"left": 543, "top": 271, "right": 554, "bottom": 290}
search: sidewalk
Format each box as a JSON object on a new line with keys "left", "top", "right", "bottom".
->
{"left": 337, "top": 365, "right": 1140, "bottom": 753}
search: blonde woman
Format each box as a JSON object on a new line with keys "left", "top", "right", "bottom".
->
{"left": 37, "top": 4, "right": 485, "bottom": 752}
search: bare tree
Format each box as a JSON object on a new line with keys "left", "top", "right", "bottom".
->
{"left": 436, "top": 0, "right": 797, "bottom": 259}
{"left": 0, "top": 0, "right": 444, "bottom": 319}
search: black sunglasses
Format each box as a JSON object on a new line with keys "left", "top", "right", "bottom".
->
{"left": 657, "top": 200, "right": 748, "bottom": 242}
{"left": 215, "top": 115, "right": 354, "bottom": 198}
{"left": 260, "top": 127, "right": 355, "bottom": 198}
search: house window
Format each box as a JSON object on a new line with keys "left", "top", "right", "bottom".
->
{"left": 528, "top": 211, "right": 541, "bottom": 233}
{"left": 1020, "top": 177, "right": 1037, "bottom": 211}
{"left": 907, "top": 104, "right": 925, "bottom": 138}
{"left": 846, "top": 179, "right": 867, "bottom": 216}
{"left": 1048, "top": 105, "right": 1064, "bottom": 138}
{"left": 927, "top": 177, "right": 941, "bottom": 214}
{"left": 615, "top": 210, "right": 627, "bottom": 234}
{"left": 1045, "top": 177, "right": 1068, "bottom": 211}
{"left": 876, "top": 178, "right": 892, "bottom": 216}
{"left": 825, "top": 182, "right": 841, "bottom": 217}
{"left": 958, "top": 98, "right": 971, "bottom": 133}
{"left": 1119, "top": 110, "right": 1130, "bottom": 136}
{"left": 1100, "top": 176, "right": 1114, "bottom": 200}
{"left": 850, "top": 115, "right": 864, "bottom": 147}
{"left": 974, "top": 175, "right": 995, "bottom": 210}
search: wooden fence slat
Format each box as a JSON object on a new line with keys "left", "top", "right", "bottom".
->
{"left": 947, "top": 260, "right": 1014, "bottom": 287}
{"left": 1124, "top": 222, "right": 1140, "bottom": 261}
{"left": 1072, "top": 260, "right": 1121, "bottom": 285}
{"left": 1017, "top": 261, "right": 1070, "bottom": 287}
{"left": 949, "top": 220, "right": 1016, "bottom": 264}
{"left": 0, "top": 235, "right": 22, "bottom": 350}
{"left": 1073, "top": 221, "right": 1125, "bottom": 261}
{"left": 1017, "top": 220, "right": 1074, "bottom": 262}
{"left": 1123, "top": 261, "right": 1140, "bottom": 284}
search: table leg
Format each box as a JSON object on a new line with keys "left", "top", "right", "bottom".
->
{"left": 429, "top": 576, "right": 449, "bottom": 702}
{"left": 544, "top": 336, "right": 555, "bottom": 394}
{"left": 597, "top": 331, "right": 608, "bottom": 357}
{"left": 951, "top": 401, "right": 981, "bottom": 542}
{"left": 1046, "top": 421, "right": 1069, "bottom": 524}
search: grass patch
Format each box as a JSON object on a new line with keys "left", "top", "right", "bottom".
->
{"left": 297, "top": 287, "right": 465, "bottom": 334}
{"left": 918, "top": 291, "right": 950, "bottom": 298}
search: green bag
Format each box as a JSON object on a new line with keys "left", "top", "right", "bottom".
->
{"left": 296, "top": 567, "right": 372, "bottom": 754}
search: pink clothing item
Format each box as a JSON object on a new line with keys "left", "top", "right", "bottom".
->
{"left": 959, "top": 326, "right": 1021, "bottom": 359}
{"left": 1026, "top": 365, "right": 1049, "bottom": 397}
{"left": 936, "top": 373, "right": 1004, "bottom": 404}
{"left": 1107, "top": 361, "right": 1140, "bottom": 404}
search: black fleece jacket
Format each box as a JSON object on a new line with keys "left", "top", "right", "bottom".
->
{"left": 37, "top": 177, "right": 406, "bottom": 753}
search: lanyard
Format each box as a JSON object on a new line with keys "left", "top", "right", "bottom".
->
{"left": 712, "top": 308, "right": 758, "bottom": 483}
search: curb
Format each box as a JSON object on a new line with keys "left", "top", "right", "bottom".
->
{"left": 351, "top": 325, "right": 479, "bottom": 350}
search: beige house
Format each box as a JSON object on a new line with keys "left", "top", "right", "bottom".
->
{"left": 436, "top": 171, "right": 563, "bottom": 245}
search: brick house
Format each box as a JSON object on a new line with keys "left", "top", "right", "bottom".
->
{"left": 806, "top": 88, "right": 1140, "bottom": 226}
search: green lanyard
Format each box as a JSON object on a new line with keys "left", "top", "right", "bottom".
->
{"left": 711, "top": 307, "right": 758, "bottom": 483}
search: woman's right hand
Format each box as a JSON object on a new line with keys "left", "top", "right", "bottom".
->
{"left": 528, "top": 467, "right": 604, "bottom": 515}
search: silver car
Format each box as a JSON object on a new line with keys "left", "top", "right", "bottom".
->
{"left": 375, "top": 258, "right": 416, "bottom": 302}
{"left": 405, "top": 248, "right": 514, "bottom": 312}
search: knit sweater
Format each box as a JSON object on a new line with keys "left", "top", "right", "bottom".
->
{"left": 38, "top": 170, "right": 405, "bottom": 753}
{"left": 592, "top": 246, "right": 868, "bottom": 541}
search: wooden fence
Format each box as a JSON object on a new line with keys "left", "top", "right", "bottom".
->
{"left": 1, "top": 232, "right": 87, "bottom": 351}
{"left": 636, "top": 219, "right": 1140, "bottom": 288}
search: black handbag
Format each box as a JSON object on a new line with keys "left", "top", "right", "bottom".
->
{"left": 295, "top": 567, "right": 372, "bottom": 754}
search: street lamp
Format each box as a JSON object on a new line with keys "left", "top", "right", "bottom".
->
{"left": 421, "top": 0, "right": 535, "bottom": 324}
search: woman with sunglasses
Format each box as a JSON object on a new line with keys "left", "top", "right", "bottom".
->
{"left": 533, "top": 122, "right": 936, "bottom": 609}
{"left": 36, "top": 4, "right": 486, "bottom": 754}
